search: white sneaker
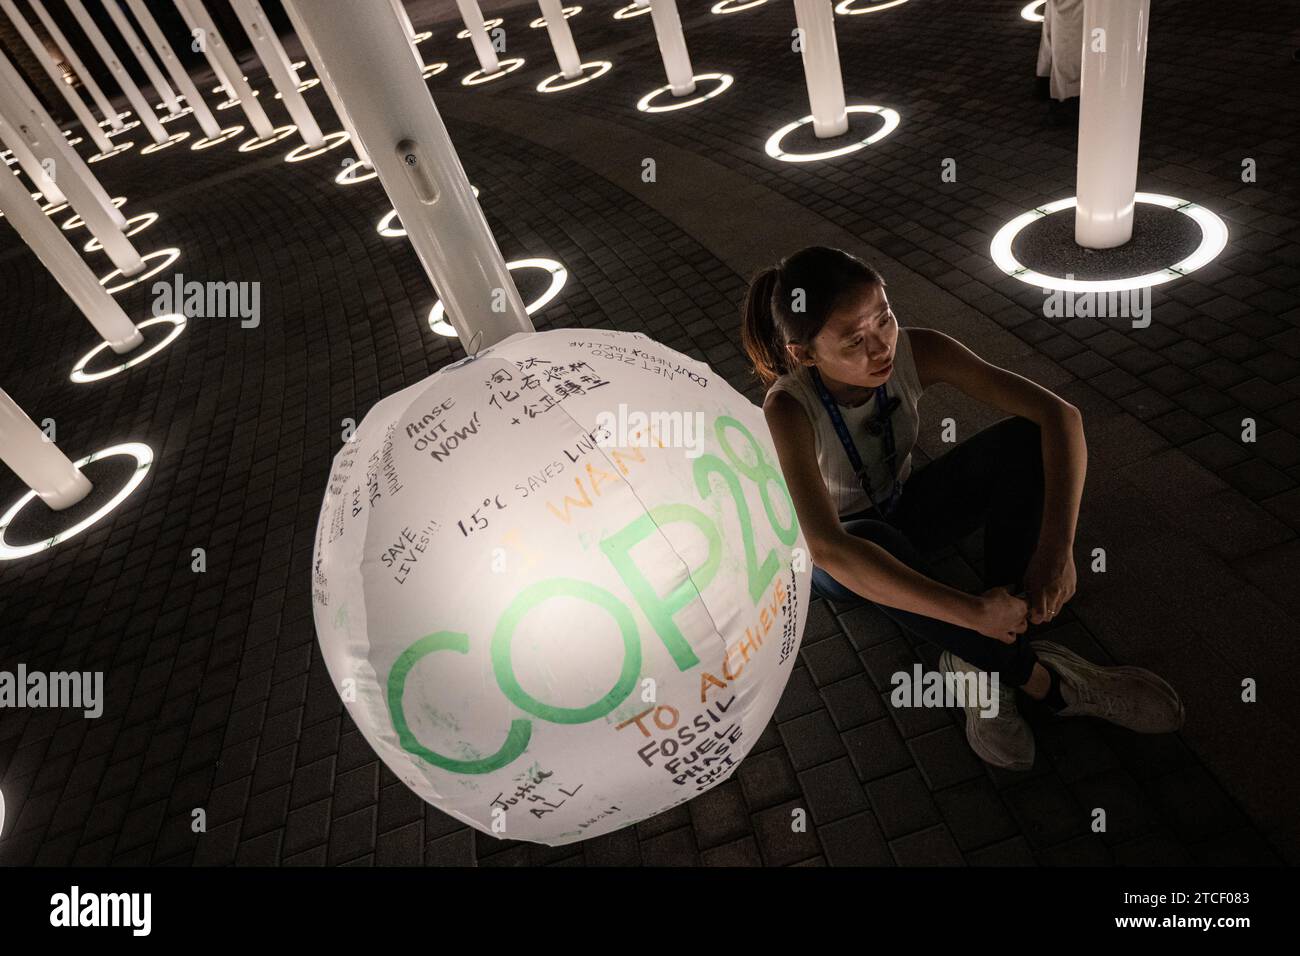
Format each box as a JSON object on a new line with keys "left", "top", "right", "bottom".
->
{"left": 1034, "top": 641, "right": 1185, "bottom": 734}
{"left": 939, "top": 650, "right": 1035, "bottom": 771}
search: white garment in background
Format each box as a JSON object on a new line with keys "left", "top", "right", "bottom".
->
{"left": 1036, "top": 0, "right": 1084, "bottom": 100}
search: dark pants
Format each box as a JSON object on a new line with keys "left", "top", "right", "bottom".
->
{"left": 811, "top": 417, "right": 1045, "bottom": 686}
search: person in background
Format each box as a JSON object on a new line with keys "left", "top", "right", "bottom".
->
{"left": 741, "top": 246, "right": 1183, "bottom": 770}
{"left": 1036, "top": 0, "right": 1084, "bottom": 125}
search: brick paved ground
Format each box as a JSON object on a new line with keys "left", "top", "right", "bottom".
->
{"left": 0, "top": 0, "right": 1295, "bottom": 866}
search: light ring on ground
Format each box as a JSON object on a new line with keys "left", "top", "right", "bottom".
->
{"left": 84, "top": 212, "right": 158, "bottom": 251}
{"left": 413, "top": 30, "right": 433, "bottom": 43}
{"left": 764, "top": 104, "right": 901, "bottom": 163}
{"left": 140, "top": 130, "right": 191, "bottom": 155}
{"left": 989, "top": 192, "right": 1230, "bottom": 293}
{"left": 159, "top": 107, "right": 193, "bottom": 124}
{"left": 284, "top": 130, "right": 350, "bottom": 163}
{"left": 613, "top": 2, "right": 651, "bottom": 19}
{"left": 457, "top": 18, "right": 503, "bottom": 38}
{"left": 423, "top": 61, "right": 449, "bottom": 78}
{"left": 106, "top": 119, "right": 141, "bottom": 137}
{"left": 155, "top": 96, "right": 187, "bottom": 109}
{"left": 274, "top": 77, "right": 321, "bottom": 99}
{"left": 530, "top": 5, "right": 581, "bottom": 27}
{"left": 462, "top": 57, "right": 526, "bottom": 86}
{"left": 238, "top": 125, "right": 298, "bottom": 152}
{"left": 87, "top": 141, "right": 133, "bottom": 163}
{"left": 70, "top": 314, "right": 186, "bottom": 384}
{"left": 335, "top": 160, "right": 377, "bottom": 185}
{"left": 429, "top": 257, "right": 566, "bottom": 336}
{"left": 99, "top": 248, "right": 180, "bottom": 294}
{"left": 711, "top": 0, "right": 768, "bottom": 14}
{"left": 191, "top": 125, "right": 245, "bottom": 150}
{"left": 216, "top": 90, "right": 261, "bottom": 110}
{"left": 66, "top": 136, "right": 83, "bottom": 147}
{"left": 98, "top": 110, "right": 132, "bottom": 126}
{"left": 1021, "top": 1, "right": 1046, "bottom": 21}
{"left": 61, "top": 196, "right": 127, "bottom": 231}
{"left": 0, "top": 441, "right": 154, "bottom": 561}
{"left": 41, "top": 200, "right": 69, "bottom": 216}
{"left": 835, "top": 0, "right": 912, "bottom": 13}
{"left": 636, "top": 73, "right": 734, "bottom": 113}
{"left": 537, "top": 60, "right": 612, "bottom": 93}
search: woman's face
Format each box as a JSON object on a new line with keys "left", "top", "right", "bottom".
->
{"left": 798, "top": 282, "right": 898, "bottom": 388}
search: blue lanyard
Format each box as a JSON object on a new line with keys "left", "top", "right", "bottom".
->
{"left": 808, "top": 366, "right": 902, "bottom": 516}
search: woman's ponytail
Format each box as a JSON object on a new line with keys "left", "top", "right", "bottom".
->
{"left": 741, "top": 267, "right": 788, "bottom": 388}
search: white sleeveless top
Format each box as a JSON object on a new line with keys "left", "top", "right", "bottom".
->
{"left": 767, "top": 326, "right": 926, "bottom": 519}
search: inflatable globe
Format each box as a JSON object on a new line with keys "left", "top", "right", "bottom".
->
{"left": 311, "top": 328, "right": 810, "bottom": 845}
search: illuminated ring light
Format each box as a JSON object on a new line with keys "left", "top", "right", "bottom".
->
{"left": 84, "top": 212, "right": 158, "bottom": 251}
{"left": 422, "top": 61, "right": 449, "bottom": 79}
{"left": 0, "top": 442, "right": 154, "bottom": 561}
{"left": 41, "top": 200, "right": 69, "bottom": 216}
{"left": 835, "top": 0, "right": 912, "bottom": 13}
{"left": 413, "top": 30, "right": 433, "bottom": 43}
{"left": 191, "top": 125, "right": 245, "bottom": 150}
{"left": 159, "top": 107, "right": 194, "bottom": 124}
{"left": 335, "top": 160, "right": 377, "bottom": 185}
{"left": 290, "top": 60, "right": 307, "bottom": 70}
{"left": 284, "top": 130, "right": 350, "bottom": 163}
{"left": 99, "top": 247, "right": 180, "bottom": 294}
{"left": 530, "top": 5, "right": 581, "bottom": 27}
{"left": 106, "top": 119, "right": 141, "bottom": 137}
{"left": 613, "top": 2, "right": 651, "bottom": 19}
{"left": 429, "top": 257, "right": 566, "bottom": 336}
{"left": 154, "top": 95, "right": 187, "bottom": 109}
{"left": 461, "top": 57, "right": 526, "bottom": 86}
{"left": 536, "top": 60, "right": 612, "bottom": 93}
{"left": 98, "top": 110, "right": 132, "bottom": 126}
{"left": 237, "top": 124, "right": 298, "bottom": 152}
{"left": 274, "top": 77, "right": 321, "bottom": 99}
{"left": 87, "top": 141, "right": 133, "bottom": 163}
{"left": 140, "top": 130, "right": 191, "bottom": 154}
{"left": 457, "top": 18, "right": 503, "bottom": 37}
{"left": 764, "top": 104, "right": 900, "bottom": 163}
{"left": 989, "top": 193, "right": 1229, "bottom": 293}
{"left": 1021, "top": 1, "right": 1046, "bottom": 21}
{"left": 62, "top": 196, "right": 127, "bottom": 231}
{"left": 66, "top": 136, "right": 83, "bottom": 147}
{"left": 70, "top": 314, "right": 186, "bottom": 384}
{"left": 711, "top": 0, "right": 767, "bottom": 13}
{"left": 377, "top": 186, "right": 479, "bottom": 236}
{"left": 0, "top": 787, "right": 5, "bottom": 836}
{"left": 216, "top": 90, "right": 261, "bottom": 110}
{"left": 636, "top": 72, "right": 734, "bottom": 113}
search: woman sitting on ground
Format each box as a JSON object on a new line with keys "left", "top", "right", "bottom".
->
{"left": 742, "top": 245, "right": 1182, "bottom": 770}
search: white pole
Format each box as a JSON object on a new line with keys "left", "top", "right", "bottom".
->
{"left": 390, "top": 0, "right": 416, "bottom": 41}
{"left": 0, "top": 50, "right": 133, "bottom": 242}
{"left": 793, "top": 0, "right": 847, "bottom": 137}
{"left": 0, "top": 388, "right": 92, "bottom": 511}
{"left": 29, "top": 0, "right": 121, "bottom": 130}
{"left": 122, "top": 0, "right": 220, "bottom": 138}
{"left": 538, "top": 0, "right": 581, "bottom": 79}
{"left": 0, "top": 111, "right": 65, "bottom": 203}
{"left": 648, "top": 0, "right": 694, "bottom": 96}
{"left": 285, "top": 0, "right": 532, "bottom": 348}
{"left": 456, "top": 0, "right": 500, "bottom": 75}
{"left": 280, "top": 0, "right": 371, "bottom": 166}
{"left": 0, "top": 158, "right": 144, "bottom": 354}
{"left": 228, "top": 0, "right": 324, "bottom": 147}
{"left": 1075, "top": 0, "right": 1149, "bottom": 249}
{"left": 99, "top": 0, "right": 181, "bottom": 115}
{"left": 172, "top": 0, "right": 234, "bottom": 102}
{"left": 64, "top": 0, "right": 170, "bottom": 145}
{"left": 0, "top": 0, "right": 114, "bottom": 152}
{"left": 174, "top": 0, "right": 274, "bottom": 140}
